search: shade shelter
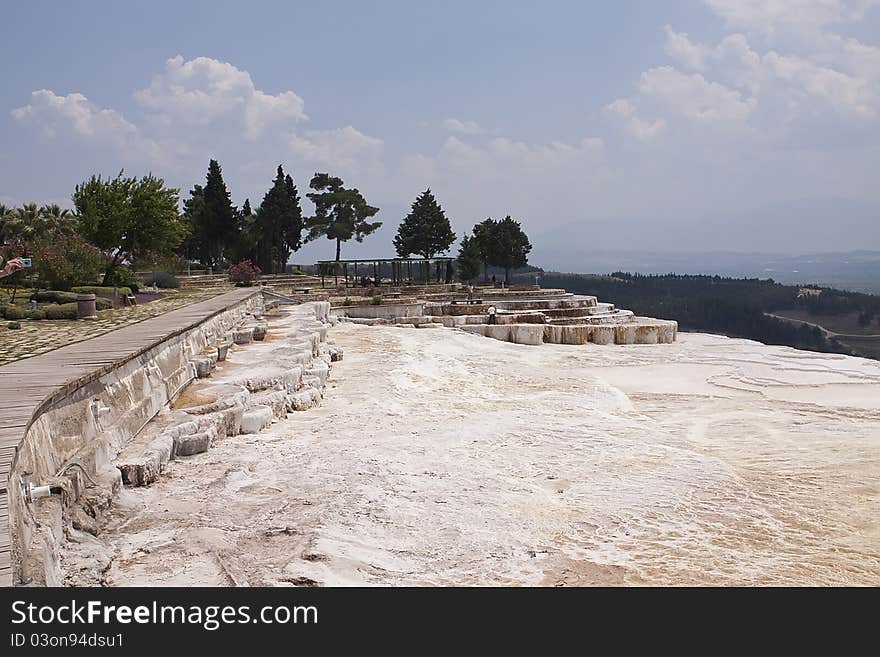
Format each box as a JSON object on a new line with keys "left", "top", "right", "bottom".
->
{"left": 316, "top": 257, "right": 455, "bottom": 288}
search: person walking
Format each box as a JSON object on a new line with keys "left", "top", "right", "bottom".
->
{"left": 487, "top": 304, "right": 497, "bottom": 325}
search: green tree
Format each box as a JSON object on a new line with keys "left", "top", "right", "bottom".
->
{"left": 283, "top": 174, "right": 303, "bottom": 257}
{"left": 228, "top": 198, "right": 257, "bottom": 264}
{"left": 305, "top": 173, "right": 381, "bottom": 261}
{"left": 180, "top": 184, "right": 205, "bottom": 264}
{"left": 393, "top": 189, "right": 456, "bottom": 259}
{"left": 73, "top": 171, "right": 186, "bottom": 285}
{"left": 1, "top": 203, "right": 77, "bottom": 242}
{"left": 203, "top": 159, "right": 237, "bottom": 266}
{"left": 471, "top": 217, "right": 498, "bottom": 282}
{"left": 182, "top": 160, "right": 237, "bottom": 268}
{"left": 0, "top": 204, "right": 8, "bottom": 244}
{"left": 489, "top": 216, "right": 532, "bottom": 283}
{"left": 253, "top": 165, "right": 304, "bottom": 273}
{"left": 456, "top": 234, "right": 482, "bottom": 283}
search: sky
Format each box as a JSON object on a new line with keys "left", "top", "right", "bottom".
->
{"left": 2, "top": 0, "right": 879, "bottom": 270}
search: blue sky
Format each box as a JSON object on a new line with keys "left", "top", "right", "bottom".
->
{"left": 2, "top": 0, "right": 879, "bottom": 269}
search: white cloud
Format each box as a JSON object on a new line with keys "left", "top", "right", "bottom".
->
{"left": 638, "top": 66, "right": 758, "bottom": 122}
{"left": 657, "top": 24, "right": 880, "bottom": 120}
{"left": 604, "top": 98, "right": 667, "bottom": 139}
{"left": 442, "top": 118, "right": 485, "bottom": 134}
{"left": 664, "top": 26, "right": 711, "bottom": 70}
{"left": 703, "top": 0, "right": 880, "bottom": 32}
{"left": 134, "top": 55, "right": 307, "bottom": 139}
{"left": 288, "top": 126, "right": 384, "bottom": 173}
{"left": 764, "top": 50, "right": 877, "bottom": 116}
{"left": 12, "top": 89, "right": 138, "bottom": 144}
{"left": 396, "top": 135, "right": 609, "bottom": 237}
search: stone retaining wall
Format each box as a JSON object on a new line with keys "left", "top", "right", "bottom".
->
{"left": 8, "top": 294, "right": 266, "bottom": 585}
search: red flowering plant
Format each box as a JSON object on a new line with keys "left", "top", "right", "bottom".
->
{"left": 29, "top": 230, "right": 107, "bottom": 291}
{"left": 228, "top": 259, "right": 262, "bottom": 286}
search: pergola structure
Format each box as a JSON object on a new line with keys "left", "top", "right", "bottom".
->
{"left": 316, "top": 257, "right": 455, "bottom": 288}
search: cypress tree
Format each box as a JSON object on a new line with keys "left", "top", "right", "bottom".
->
{"left": 254, "top": 166, "right": 303, "bottom": 273}
{"left": 489, "top": 215, "right": 532, "bottom": 284}
{"left": 471, "top": 217, "right": 498, "bottom": 282}
{"left": 202, "top": 159, "right": 236, "bottom": 267}
{"left": 456, "top": 234, "right": 482, "bottom": 284}
{"left": 181, "top": 184, "right": 206, "bottom": 264}
{"left": 282, "top": 174, "right": 304, "bottom": 271}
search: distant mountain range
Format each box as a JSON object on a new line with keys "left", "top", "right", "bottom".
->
{"left": 534, "top": 250, "right": 880, "bottom": 295}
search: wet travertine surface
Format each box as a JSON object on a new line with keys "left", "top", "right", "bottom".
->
{"left": 86, "top": 324, "right": 880, "bottom": 586}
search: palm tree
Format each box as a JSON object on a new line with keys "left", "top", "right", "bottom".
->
{"left": 39, "top": 203, "right": 73, "bottom": 220}
{"left": 3, "top": 203, "right": 76, "bottom": 242}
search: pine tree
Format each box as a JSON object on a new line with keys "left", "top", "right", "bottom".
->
{"left": 393, "top": 189, "right": 456, "bottom": 259}
{"left": 304, "top": 173, "right": 381, "bottom": 261}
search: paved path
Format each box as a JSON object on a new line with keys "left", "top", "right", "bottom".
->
{"left": 766, "top": 312, "right": 880, "bottom": 339}
{"left": 0, "top": 287, "right": 259, "bottom": 586}
{"left": 0, "top": 287, "right": 235, "bottom": 367}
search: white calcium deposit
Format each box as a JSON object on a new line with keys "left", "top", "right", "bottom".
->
{"left": 90, "top": 324, "right": 880, "bottom": 586}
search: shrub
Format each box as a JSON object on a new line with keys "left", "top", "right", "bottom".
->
{"left": 228, "top": 260, "right": 262, "bottom": 286}
{"left": 71, "top": 285, "right": 132, "bottom": 297}
{"left": 3, "top": 305, "right": 28, "bottom": 320}
{"left": 342, "top": 297, "right": 353, "bottom": 306}
{"left": 6, "top": 321, "right": 20, "bottom": 330}
{"left": 95, "top": 297, "right": 113, "bottom": 310}
{"left": 44, "top": 303, "right": 80, "bottom": 320}
{"left": 143, "top": 271, "right": 179, "bottom": 289}
{"left": 27, "top": 309, "right": 46, "bottom": 320}
{"left": 371, "top": 295, "right": 382, "bottom": 305}
{"left": 107, "top": 267, "right": 141, "bottom": 293}
{"left": 29, "top": 290, "right": 78, "bottom": 304}
{"left": 30, "top": 230, "right": 106, "bottom": 290}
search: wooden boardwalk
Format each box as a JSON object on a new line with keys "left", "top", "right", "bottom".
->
{"left": 0, "top": 287, "right": 259, "bottom": 586}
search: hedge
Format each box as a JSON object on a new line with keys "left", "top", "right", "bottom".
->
{"left": 44, "top": 303, "right": 80, "bottom": 320}
{"left": 27, "top": 309, "right": 46, "bottom": 320}
{"left": 71, "top": 285, "right": 132, "bottom": 296}
{"left": 2, "top": 305, "right": 28, "bottom": 320}
{"left": 30, "top": 290, "right": 78, "bottom": 304}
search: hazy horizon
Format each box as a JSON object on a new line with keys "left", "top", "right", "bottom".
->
{"left": 2, "top": 0, "right": 879, "bottom": 261}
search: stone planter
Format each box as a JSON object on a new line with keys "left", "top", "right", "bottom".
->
{"left": 75, "top": 293, "right": 98, "bottom": 320}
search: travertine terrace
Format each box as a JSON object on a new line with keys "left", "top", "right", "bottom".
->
{"left": 334, "top": 284, "right": 677, "bottom": 346}
{"left": 64, "top": 314, "right": 880, "bottom": 587}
